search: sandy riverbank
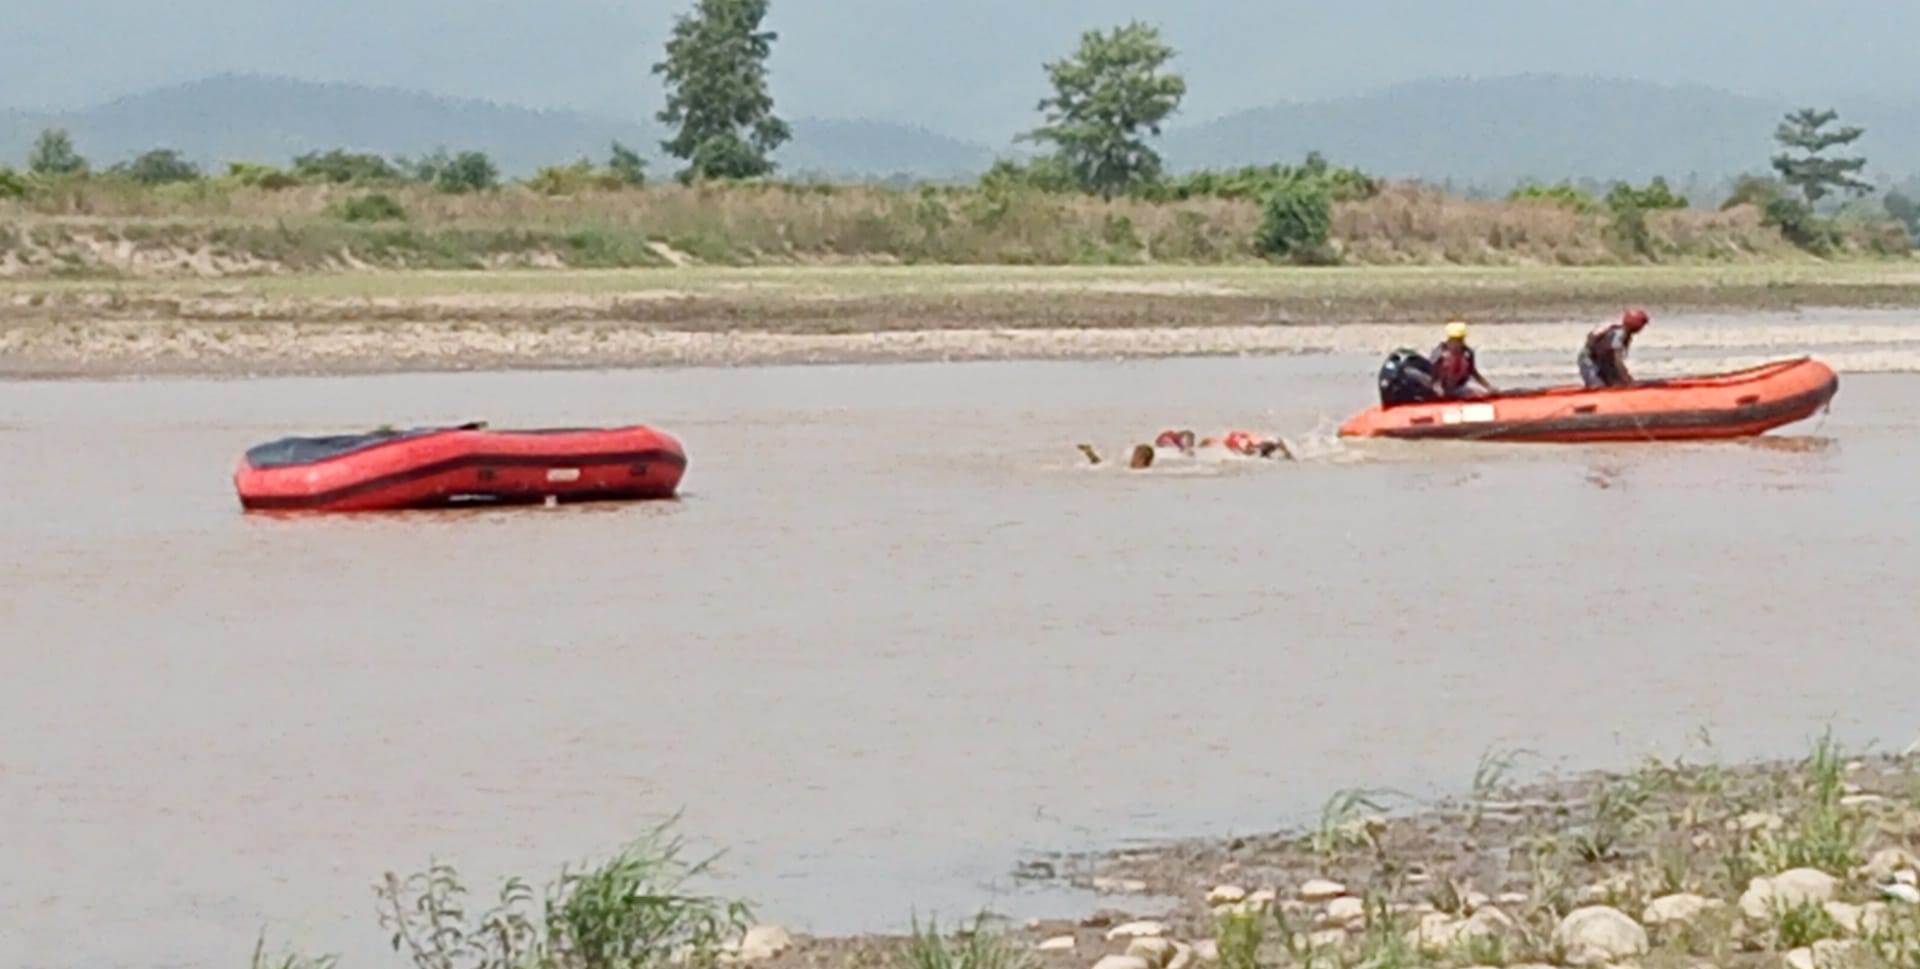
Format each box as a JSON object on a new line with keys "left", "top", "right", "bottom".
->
{"left": 2, "top": 315, "right": 1919, "bottom": 380}
{"left": 1, "top": 264, "right": 1917, "bottom": 378}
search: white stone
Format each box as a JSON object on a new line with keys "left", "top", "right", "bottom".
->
{"left": 1126, "top": 938, "right": 1177, "bottom": 969}
{"left": 1292, "top": 929, "right": 1347, "bottom": 950}
{"left": 1245, "top": 889, "right": 1278, "bottom": 911}
{"left": 1407, "top": 913, "right": 1464, "bottom": 954}
{"left": 1552, "top": 906, "right": 1650, "bottom": 967}
{"left": 1857, "top": 847, "right": 1920, "bottom": 883}
{"left": 1462, "top": 891, "right": 1492, "bottom": 913}
{"left": 1038, "top": 936, "right": 1077, "bottom": 952}
{"left": 1166, "top": 942, "right": 1194, "bottom": 969}
{"left": 1740, "top": 869, "right": 1839, "bottom": 920}
{"left": 1323, "top": 896, "right": 1367, "bottom": 928}
{"left": 1495, "top": 892, "right": 1530, "bottom": 907}
{"left": 1736, "top": 811, "right": 1786, "bottom": 833}
{"left": 1405, "top": 911, "right": 1510, "bottom": 955}
{"left": 1461, "top": 907, "right": 1515, "bottom": 939}
{"left": 1092, "top": 877, "right": 1150, "bottom": 895}
{"left": 1576, "top": 873, "right": 1635, "bottom": 905}
{"left": 1814, "top": 939, "right": 1859, "bottom": 968}
{"left": 1841, "top": 794, "right": 1888, "bottom": 809}
{"left": 737, "top": 925, "right": 793, "bottom": 962}
{"left": 1822, "top": 901, "right": 1890, "bottom": 937}
{"left": 1104, "top": 921, "right": 1169, "bottom": 941}
{"left": 1091, "top": 956, "right": 1151, "bottom": 969}
{"left": 1206, "top": 885, "right": 1247, "bottom": 906}
{"left": 1191, "top": 940, "right": 1219, "bottom": 963}
{"left": 1642, "top": 893, "right": 1722, "bottom": 928}
{"left": 1788, "top": 940, "right": 1862, "bottom": 969}
{"left": 1882, "top": 882, "right": 1920, "bottom": 904}
{"left": 1298, "top": 879, "right": 1347, "bottom": 902}
{"left": 1898, "top": 870, "right": 1918, "bottom": 887}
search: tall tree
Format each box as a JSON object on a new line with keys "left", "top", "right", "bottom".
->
{"left": 608, "top": 141, "right": 649, "bottom": 186}
{"left": 28, "top": 128, "right": 87, "bottom": 176}
{"left": 653, "top": 0, "right": 790, "bottom": 182}
{"left": 112, "top": 148, "right": 199, "bottom": 185}
{"left": 1027, "top": 22, "right": 1186, "bottom": 198}
{"left": 1771, "top": 108, "right": 1870, "bottom": 205}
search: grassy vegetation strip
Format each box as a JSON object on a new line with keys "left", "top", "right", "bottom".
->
{"left": 0, "top": 181, "right": 1906, "bottom": 277}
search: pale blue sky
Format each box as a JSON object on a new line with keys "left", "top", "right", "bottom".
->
{"left": 5, "top": 0, "right": 1915, "bottom": 139}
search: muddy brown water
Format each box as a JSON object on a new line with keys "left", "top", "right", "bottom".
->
{"left": 2, "top": 347, "right": 1917, "bottom": 968}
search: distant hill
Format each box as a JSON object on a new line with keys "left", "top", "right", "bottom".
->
{"left": 7, "top": 73, "right": 1920, "bottom": 187}
{"left": 0, "top": 74, "right": 998, "bottom": 179}
{"left": 783, "top": 118, "right": 995, "bottom": 180}
{"left": 1164, "top": 75, "right": 1920, "bottom": 185}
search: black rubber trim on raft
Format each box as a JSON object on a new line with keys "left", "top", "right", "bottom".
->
{"left": 1376, "top": 378, "right": 1838, "bottom": 441}
{"left": 238, "top": 448, "right": 688, "bottom": 510}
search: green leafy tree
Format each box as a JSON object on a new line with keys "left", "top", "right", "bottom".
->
{"left": 113, "top": 148, "right": 200, "bottom": 185}
{"left": 226, "top": 162, "right": 300, "bottom": 189}
{"left": 1027, "top": 22, "right": 1187, "bottom": 198}
{"left": 1721, "top": 174, "right": 1785, "bottom": 211}
{"left": 291, "top": 149, "right": 399, "bottom": 184}
{"left": 28, "top": 128, "right": 87, "bottom": 176}
{"left": 330, "top": 192, "right": 407, "bottom": 222}
{"left": 435, "top": 151, "right": 498, "bottom": 193}
{"left": 1255, "top": 180, "right": 1333, "bottom": 263}
{"left": 402, "top": 149, "right": 498, "bottom": 193}
{"left": 1884, "top": 191, "right": 1918, "bottom": 244}
{"left": 608, "top": 142, "right": 648, "bottom": 186}
{"left": 653, "top": 0, "right": 790, "bottom": 182}
{"left": 1772, "top": 108, "right": 1870, "bottom": 205}
{"left": 1509, "top": 181, "right": 1601, "bottom": 213}
{"left": 527, "top": 159, "right": 625, "bottom": 195}
{"left": 1606, "top": 176, "right": 1688, "bottom": 212}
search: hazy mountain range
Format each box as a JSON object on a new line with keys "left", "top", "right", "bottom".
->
{"left": 4, "top": 73, "right": 1917, "bottom": 184}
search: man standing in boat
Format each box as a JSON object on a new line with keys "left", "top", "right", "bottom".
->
{"left": 1580, "top": 309, "right": 1650, "bottom": 388}
{"left": 1431, "top": 320, "right": 1496, "bottom": 399}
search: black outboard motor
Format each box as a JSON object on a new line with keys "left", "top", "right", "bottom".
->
{"left": 1377, "top": 348, "right": 1439, "bottom": 406}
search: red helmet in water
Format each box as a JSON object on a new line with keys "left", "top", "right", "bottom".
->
{"left": 1623, "top": 308, "right": 1651, "bottom": 331}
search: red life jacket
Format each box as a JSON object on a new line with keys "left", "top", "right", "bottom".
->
{"left": 1432, "top": 341, "right": 1475, "bottom": 390}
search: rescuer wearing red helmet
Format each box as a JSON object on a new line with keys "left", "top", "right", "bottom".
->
{"left": 1579, "top": 308, "right": 1651, "bottom": 388}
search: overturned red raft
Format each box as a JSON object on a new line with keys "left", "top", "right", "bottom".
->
{"left": 234, "top": 424, "right": 686, "bottom": 511}
{"left": 1339, "top": 358, "right": 1838, "bottom": 442}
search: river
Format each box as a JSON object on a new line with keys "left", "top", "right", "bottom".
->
{"left": 1, "top": 341, "right": 1915, "bottom": 968}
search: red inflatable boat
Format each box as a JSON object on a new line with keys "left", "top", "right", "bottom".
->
{"left": 1339, "top": 358, "right": 1837, "bottom": 442}
{"left": 234, "top": 423, "right": 686, "bottom": 511}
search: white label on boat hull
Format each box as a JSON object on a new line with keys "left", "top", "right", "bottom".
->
{"left": 1441, "top": 404, "right": 1497, "bottom": 425}
{"left": 546, "top": 468, "right": 582, "bottom": 483}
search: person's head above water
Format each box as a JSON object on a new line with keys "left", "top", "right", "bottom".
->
{"left": 1444, "top": 319, "right": 1469, "bottom": 342}
{"left": 1622, "top": 308, "right": 1651, "bottom": 332}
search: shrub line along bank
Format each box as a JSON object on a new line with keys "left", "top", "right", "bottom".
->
{"left": 0, "top": 178, "right": 1909, "bottom": 278}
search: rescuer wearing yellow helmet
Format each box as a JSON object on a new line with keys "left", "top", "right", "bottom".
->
{"left": 1431, "top": 319, "right": 1495, "bottom": 399}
